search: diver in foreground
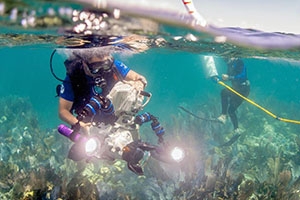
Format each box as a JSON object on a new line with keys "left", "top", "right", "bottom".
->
{"left": 55, "top": 48, "right": 184, "bottom": 175}
{"left": 58, "top": 49, "right": 147, "bottom": 131}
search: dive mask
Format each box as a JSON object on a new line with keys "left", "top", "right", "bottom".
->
{"left": 88, "top": 57, "right": 114, "bottom": 74}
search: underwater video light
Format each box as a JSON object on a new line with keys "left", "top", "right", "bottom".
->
{"left": 170, "top": 146, "right": 185, "bottom": 162}
{"left": 58, "top": 124, "right": 86, "bottom": 143}
{"left": 85, "top": 137, "right": 101, "bottom": 156}
{"left": 58, "top": 124, "right": 102, "bottom": 158}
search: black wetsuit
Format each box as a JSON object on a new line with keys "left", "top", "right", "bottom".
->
{"left": 221, "top": 59, "right": 250, "bottom": 130}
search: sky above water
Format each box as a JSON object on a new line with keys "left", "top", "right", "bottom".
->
{"left": 103, "top": 0, "right": 300, "bottom": 34}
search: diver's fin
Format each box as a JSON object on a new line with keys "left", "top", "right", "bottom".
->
{"left": 179, "top": 106, "right": 222, "bottom": 123}
{"left": 219, "top": 134, "right": 241, "bottom": 147}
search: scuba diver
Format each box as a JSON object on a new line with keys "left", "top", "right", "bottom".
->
{"left": 217, "top": 58, "right": 250, "bottom": 133}
{"left": 58, "top": 48, "right": 147, "bottom": 132}
{"left": 54, "top": 48, "right": 184, "bottom": 175}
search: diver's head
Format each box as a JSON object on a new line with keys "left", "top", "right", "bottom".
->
{"left": 227, "top": 58, "right": 243, "bottom": 68}
{"left": 232, "top": 58, "right": 244, "bottom": 68}
{"left": 85, "top": 56, "right": 114, "bottom": 94}
{"left": 87, "top": 55, "right": 114, "bottom": 75}
{"left": 62, "top": 47, "right": 115, "bottom": 76}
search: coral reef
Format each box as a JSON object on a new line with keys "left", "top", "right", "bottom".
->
{"left": 170, "top": 99, "right": 300, "bottom": 200}
{"left": 1, "top": 95, "right": 300, "bottom": 199}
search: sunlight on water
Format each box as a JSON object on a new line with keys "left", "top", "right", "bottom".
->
{"left": 1, "top": 1, "right": 300, "bottom": 200}
{"left": 1, "top": 0, "right": 300, "bottom": 59}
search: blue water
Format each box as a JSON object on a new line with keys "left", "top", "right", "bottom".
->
{"left": 2, "top": 1, "right": 300, "bottom": 199}
{"left": 2, "top": 46, "right": 299, "bottom": 129}
{"left": 0, "top": 47, "right": 60, "bottom": 128}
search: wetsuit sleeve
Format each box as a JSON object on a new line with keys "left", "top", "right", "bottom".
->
{"left": 114, "top": 60, "right": 130, "bottom": 78}
{"left": 59, "top": 75, "right": 74, "bottom": 101}
{"left": 233, "top": 64, "right": 247, "bottom": 81}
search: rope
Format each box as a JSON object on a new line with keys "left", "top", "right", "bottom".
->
{"left": 182, "top": 0, "right": 300, "bottom": 125}
{"left": 218, "top": 81, "right": 300, "bottom": 125}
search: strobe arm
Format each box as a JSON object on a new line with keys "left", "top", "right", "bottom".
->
{"left": 77, "top": 94, "right": 116, "bottom": 124}
{"left": 134, "top": 112, "right": 165, "bottom": 144}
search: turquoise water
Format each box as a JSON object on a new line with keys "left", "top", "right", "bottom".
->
{"left": 1, "top": 1, "right": 300, "bottom": 199}
{"left": 0, "top": 47, "right": 61, "bottom": 128}
{"left": 2, "top": 47, "right": 299, "bottom": 129}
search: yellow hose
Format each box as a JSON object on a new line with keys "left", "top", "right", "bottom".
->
{"left": 218, "top": 81, "right": 300, "bottom": 125}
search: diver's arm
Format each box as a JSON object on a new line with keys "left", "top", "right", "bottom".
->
{"left": 58, "top": 98, "right": 78, "bottom": 125}
{"left": 114, "top": 60, "right": 147, "bottom": 87}
{"left": 125, "top": 70, "right": 147, "bottom": 86}
{"left": 125, "top": 70, "right": 147, "bottom": 90}
{"left": 222, "top": 65, "right": 246, "bottom": 81}
{"left": 58, "top": 98, "right": 90, "bottom": 129}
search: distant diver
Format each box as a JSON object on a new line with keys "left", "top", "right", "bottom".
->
{"left": 216, "top": 58, "right": 250, "bottom": 134}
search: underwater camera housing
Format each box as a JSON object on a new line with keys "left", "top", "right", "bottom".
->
{"left": 106, "top": 81, "right": 152, "bottom": 137}
{"left": 77, "top": 81, "right": 151, "bottom": 125}
{"left": 107, "top": 81, "right": 151, "bottom": 118}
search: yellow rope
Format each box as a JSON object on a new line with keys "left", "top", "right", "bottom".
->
{"left": 218, "top": 81, "right": 300, "bottom": 125}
